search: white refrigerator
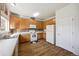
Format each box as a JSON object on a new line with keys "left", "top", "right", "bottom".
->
{"left": 46, "top": 25, "right": 55, "bottom": 44}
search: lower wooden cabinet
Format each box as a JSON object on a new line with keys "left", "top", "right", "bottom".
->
{"left": 18, "top": 34, "right": 30, "bottom": 43}
{"left": 18, "top": 32, "right": 46, "bottom": 43}
{"left": 37, "top": 32, "right": 46, "bottom": 40}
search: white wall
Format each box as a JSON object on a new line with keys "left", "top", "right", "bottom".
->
{"left": 56, "top": 4, "right": 79, "bottom": 55}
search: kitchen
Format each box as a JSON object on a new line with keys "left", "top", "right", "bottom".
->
{"left": 10, "top": 14, "right": 56, "bottom": 56}
{"left": 0, "top": 3, "right": 79, "bottom": 56}
{"left": 0, "top": 3, "right": 56, "bottom": 56}
{"left": 10, "top": 14, "right": 55, "bottom": 43}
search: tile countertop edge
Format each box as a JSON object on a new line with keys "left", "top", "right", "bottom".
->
{"left": 12, "top": 31, "right": 45, "bottom": 35}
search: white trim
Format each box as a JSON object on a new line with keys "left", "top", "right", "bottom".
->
{"left": 0, "top": 16, "right": 9, "bottom": 33}
{"left": 35, "top": 16, "right": 56, "bottom": 21}
{"left": 44, "top": 16, "right": 56, "bottom": 21}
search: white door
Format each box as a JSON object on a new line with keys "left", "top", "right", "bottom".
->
{"left": 56, "top": 17, "right": 73, "bottom": 52}
{"left": 46, "top": 25, "right": 54, "bottom": 44}
{"left": 72, "top": 17, "right": 79, "bottom": 55}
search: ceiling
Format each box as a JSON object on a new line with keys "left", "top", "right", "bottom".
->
{"left": 8, "top": 3, "right": 69, "bottom": 21}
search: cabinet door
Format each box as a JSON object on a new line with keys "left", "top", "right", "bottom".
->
{"left": 37, "top": 21, "right": 43, "bottom": 29}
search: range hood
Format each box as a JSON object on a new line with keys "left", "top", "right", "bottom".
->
{"left": 28, "top": 24, "right": 44, "bottom": 31}
{"left": 30, "top": 25, "right": 36, "bottom": 28}
{"left": 28, "top": 25, "right": 36, "bottom": 30}
{"left": 28, "top": 28, "right": 37, "bottom": 30}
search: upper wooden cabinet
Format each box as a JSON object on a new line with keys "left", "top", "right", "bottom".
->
{"left": 10, "top": 15, "right": 38, "bottom": 30}
{"left": 19, "top": 19, "right": 30, "bottom": 30}
{"left": 43, "top": 18, "right": 56, "bottom": 29}
{"left": 10, "top": 15, "right": 21, "bottom": 30}
{"left": 30, "top": 19, "right": 37, "bottom": 25}
{"left": 10, "top": 15, "right": 30, "bottom": 30}
{"left": 36, "top": 21, "right": 43, "bottom": 29}
{"left": 10, "top": 15, "right": 56, "bottom": 30}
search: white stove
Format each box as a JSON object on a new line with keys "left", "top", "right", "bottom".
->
{"left": 29, "top": 30, "right": 37, "bottom": 42}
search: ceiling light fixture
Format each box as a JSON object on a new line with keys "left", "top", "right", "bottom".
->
{"left": 11, "top": 3, "right": 16, "bottom": 7}
{"left": 33, "top": 12, "right": 40, "bottom": 17}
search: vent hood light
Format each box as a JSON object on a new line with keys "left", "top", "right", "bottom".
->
{"left": 33, "top": 12, "right": 39, "bottom": 17}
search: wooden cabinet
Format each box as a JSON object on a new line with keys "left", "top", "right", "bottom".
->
{"left": 10, "top": 15, "right": 30, "bottom": 30}
{"left": 30, "top": 19, "right": 37, "bottom": 25}
{"left": 10, "top": 15, "right": 38, "bottom": 30}
{"left": 19, "top": 34, "right": 30, "bottom": 43}
{"left": 10, "top": 16, "right": 56, "bottom": 30}
{"left": 37, "top": 32, "right": 46, "bottom": 40}
{"left": 19, "top": 19, "right": 27, "bottom": 30}
{"left": 10, "top": 15, "right": 21, "bottom": 30}
{"left": 43, "top": 18, "right": 56, "bottom": 29}
{"left": 36, "top": 21, "right": 43, "bottom": 29}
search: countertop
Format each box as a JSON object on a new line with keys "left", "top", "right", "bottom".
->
{"left": 12, "top": 31, "right": 45, "bottom": 35}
